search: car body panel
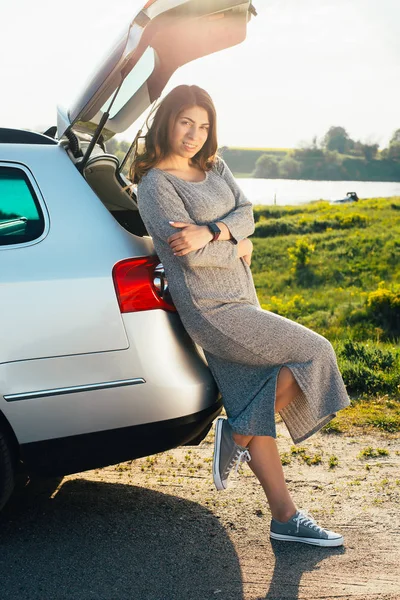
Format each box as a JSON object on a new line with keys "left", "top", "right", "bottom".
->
{"left": 0, "top": 145, "right": 149, "bottom": 362}
{"left": 0, "top": 310, "right": 217, "bottom": 444}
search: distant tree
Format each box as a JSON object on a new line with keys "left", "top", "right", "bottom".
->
{"left": 291, "top": 146, "right": 326, "bottom": 178}
{"left": 292, "top": 146, "right": 325, "bottom": 161}
{"left": 387, "top": 143, "right": 400, "bottom": 162}
{"left": 279, "top": 156, "right": 301, "bottom": 178}
{"left": 385, "top": 129, "right": 400, "bottom": 162}
{"left": 351, "top": 140, "right": 378, "bottom": 160}
{"left": 389, "top": 129, "right": 400, "bottom": 145}
{"left": 322, "top": 126, "right": 354, "bottom": 154}
{"left": 253, "top": 154, "right": 279, "bottom": 178}
{"left": 359, "top": 143, "right": 379, "bottom": 161}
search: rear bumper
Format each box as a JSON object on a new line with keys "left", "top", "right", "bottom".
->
{"left": 1, "top": 310, "right": 218, "bottom": 445}
{"left": 20, "top": 399, "right": 223, "bottom": 476}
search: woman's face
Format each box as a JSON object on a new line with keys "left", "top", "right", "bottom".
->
{"left": 168, "top": 105, "right": 210, "bottom": 160}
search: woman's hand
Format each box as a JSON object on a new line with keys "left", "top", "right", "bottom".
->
{"left": 238, "top": 238, "right": 253, "bottom": 266}
{"left": 167, "top": 222, "right": 213, "bottom": 256}
{"left": 243, "top": 252, "right": 252, "bottom": 267}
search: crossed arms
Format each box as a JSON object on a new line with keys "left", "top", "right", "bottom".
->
{"left": 137, "top": 158, "right": 255, "bottom": 269}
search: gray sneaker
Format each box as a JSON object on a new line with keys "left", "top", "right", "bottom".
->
{"left": 212, "top": 417, "right": 251, "bottom": 491}
{"left": 270, "top": 510, "right": 344, "bottom": 547}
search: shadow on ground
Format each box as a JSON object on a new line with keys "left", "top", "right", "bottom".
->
{"left": 263, "top": 539, "right": 345, "bottom": 599}
{"left": 0, "top": 477, "right": 243, "bottom": 600}
{"left": 1, "top": 478, "right": 352, "bottom": 600}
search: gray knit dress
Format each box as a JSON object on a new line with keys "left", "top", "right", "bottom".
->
{"left": 137, "top": 158, "right": 350, "bottom": 444}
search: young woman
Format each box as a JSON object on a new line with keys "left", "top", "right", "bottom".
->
{"left": 131, "top": 84, "right": 350, "bottom": 547}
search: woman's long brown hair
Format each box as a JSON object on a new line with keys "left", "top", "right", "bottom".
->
{"left": 129, "top": 85, "right": 218, "bottom": 184}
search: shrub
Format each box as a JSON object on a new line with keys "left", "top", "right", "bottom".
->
{"left": 341, "top": 339, "right": 396, "bottom": 369}
{"left": 336, "top": 339, "right": 400, "bottom": 396}
{"left": 366, "top": 286, "right": 400, "bottom": 337}
{"left": 288, "top": 238, "right": 315, "bottom": 269}
{"left": 262, "top": 294, "right": 309, "bottom": 319}
{"left": 340, "top": 362, "right": 388, "bottom": 395}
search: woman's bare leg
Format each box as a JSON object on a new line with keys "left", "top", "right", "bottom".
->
{"left": 246, "top": 436, "right": 296, "bottom": 521}
{"left": 231, "top": 367, "right": 302, "bottom": 521}
{"left": 274, "top": 366, "right": 302, "bottom": 412}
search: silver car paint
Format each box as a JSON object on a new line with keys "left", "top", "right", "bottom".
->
{"left": 1, "top": 311, "right": 216, "bottom": 444}
{"left": 0, "top": 144, "right": 147, "bottom": 362}
{"left": 0, "top": 143, "right": 217, "bottom": 445}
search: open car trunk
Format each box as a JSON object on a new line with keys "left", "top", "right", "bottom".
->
{"left": 62, "top": 0, "right": 256, "bottom": 236}
{"left": 83, "top": 153, "right": 147, "bottom": 236}
{"left": 58, "top": 0, "right": 255, "bottom": 142}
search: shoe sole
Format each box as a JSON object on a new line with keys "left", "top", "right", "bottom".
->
{"left": 270, "top": 531, "right": 344, "bottom": 547}
{"left": 212, "top": 418, "right": 226, "bottom": 491}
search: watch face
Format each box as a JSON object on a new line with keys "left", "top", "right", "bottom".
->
{"left": 209, "top": 223, "right": 221, "bottom": 234}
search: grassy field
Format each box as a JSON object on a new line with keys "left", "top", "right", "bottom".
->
{"left": 251, "top": 196, "right": 400, "bottom": 433}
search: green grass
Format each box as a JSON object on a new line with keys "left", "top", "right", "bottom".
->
{"left": 251, "top": 196, "right": 400, "bottom": 428}
{"left": 252, "top": 197, "right": 400, "bottom": 342}
{"left": 322, "top": 398, "right": 400, "bottom": 435}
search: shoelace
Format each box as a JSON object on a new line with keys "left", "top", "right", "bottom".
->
{"left": 224, "top": 448, "right": 251, "bottom": 477}
{"left": 294, "top": 510, "right": 325, "bottom": 534}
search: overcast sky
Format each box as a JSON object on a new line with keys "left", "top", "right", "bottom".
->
{"left": 1, "top": 0, "right": 399, "bottom": 148}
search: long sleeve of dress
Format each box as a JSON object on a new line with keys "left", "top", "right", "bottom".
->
{"left": 215, "top": 158, "right": 255, "bottom": 244}
{"left": 138, "top": 170, "right": 239, "bottom": 269}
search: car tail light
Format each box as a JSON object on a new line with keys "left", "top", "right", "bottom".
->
{"left": 112, "top": 256, "right": 176, "bottom": 313}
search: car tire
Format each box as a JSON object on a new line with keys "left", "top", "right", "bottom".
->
{"left": 0, "top": 427, "right": 16, "bottom": 511}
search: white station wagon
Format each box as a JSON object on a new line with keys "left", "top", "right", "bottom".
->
{"left": 0, "top": 0, "right": 256, "bottom": 510}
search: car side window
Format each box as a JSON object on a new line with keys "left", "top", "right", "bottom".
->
{"left": 0, "top": 166, "right": 45, "bottom": 246}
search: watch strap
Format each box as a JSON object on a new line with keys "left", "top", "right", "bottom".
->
{"left": 207, "top": 222, "right": 221, "bottom": 241}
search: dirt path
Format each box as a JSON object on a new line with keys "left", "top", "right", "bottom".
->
{"left": 1, "top": 423, "right": 399, "bottom": 599}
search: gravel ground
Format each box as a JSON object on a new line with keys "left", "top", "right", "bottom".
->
{"left": 1, "top": 421, "right": 399, "bottom": 600}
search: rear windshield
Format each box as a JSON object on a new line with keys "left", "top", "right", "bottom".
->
{"left": 0, "top": 166, "right": 45, "bottom": 246}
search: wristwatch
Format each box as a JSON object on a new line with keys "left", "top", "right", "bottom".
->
{"left": 207, "top": 222, "right": 221, "bottom": 241}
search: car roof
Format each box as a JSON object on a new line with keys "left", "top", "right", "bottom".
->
{"left": 0, "top": 128, "right": 57, "bottom": 145}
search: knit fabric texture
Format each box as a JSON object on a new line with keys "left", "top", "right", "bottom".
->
{"left": 137, "top": 158, "right": 350, "bottom": 443}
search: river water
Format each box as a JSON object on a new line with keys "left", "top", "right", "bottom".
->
{"left": 235, "top": 178, "right": 400, "bottom": 206}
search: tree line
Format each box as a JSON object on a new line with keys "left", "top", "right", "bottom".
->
{"left": 249, "top": 127, "right": 400, "bottom": 181}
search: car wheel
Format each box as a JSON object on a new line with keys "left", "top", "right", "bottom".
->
{"left": 0, "top": 427, "right": 16, "bottom": 511}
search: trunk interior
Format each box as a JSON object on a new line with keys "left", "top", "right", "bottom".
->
{"left": 82, "top": 150, "right": 148, "bottom": 237}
